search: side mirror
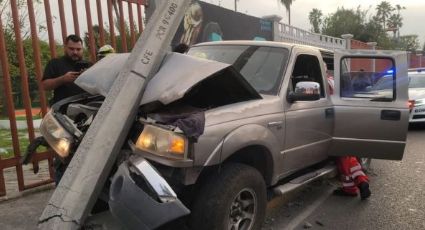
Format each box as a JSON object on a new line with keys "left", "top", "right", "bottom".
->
{"left": 287, "top": 81, "right": 321, "bottom": 103}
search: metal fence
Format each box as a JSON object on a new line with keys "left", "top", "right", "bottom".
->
{"left": 276, "top": 22, "right": 346, "bottom": 50}
{"left": 0, "top": 0, "right": 146, "bottom": 197}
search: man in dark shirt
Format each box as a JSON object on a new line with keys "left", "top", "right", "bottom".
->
{"left": 42, "top": 34, "right": 90, "bottom": 184}
{"left": 42, "top": 34, "right": 89, "bottom": 105}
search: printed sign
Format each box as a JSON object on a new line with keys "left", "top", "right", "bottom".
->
{"left": 172, "top": 1, "right": 273, "bottom": 47}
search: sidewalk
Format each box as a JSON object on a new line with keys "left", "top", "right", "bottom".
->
{"left": 0, "top": 108, "right": 43, "bottom": 129}
{"left": 0, "top": 160, "right": 54, "bottom": 230}
{"left": 0, "top": 108, "right": 54, "bottom": 229}
{"left": 0, "top": 187, "right": 53, "bottom": 230}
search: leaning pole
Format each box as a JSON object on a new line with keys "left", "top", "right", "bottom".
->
{"left": 38, "top": 0, "right": 191, "bottom": 229}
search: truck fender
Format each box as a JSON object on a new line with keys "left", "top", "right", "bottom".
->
{"left": 204, "top": 124, "right": 282, "bottom": 184}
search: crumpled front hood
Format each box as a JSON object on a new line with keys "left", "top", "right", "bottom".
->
{"left": 75, "top": 52, "right": 261, "bottom": 110}
{"left": 204, "top": 95, "right": 282, "bottom": 127}
{"left": 409, "top": 88, "right": 425, "bottom": 100}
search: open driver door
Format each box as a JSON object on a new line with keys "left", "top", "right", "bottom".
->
{"left": 330, "top": 49, "right": 409, "bottom": 160}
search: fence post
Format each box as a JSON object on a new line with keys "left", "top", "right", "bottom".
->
{"left": 262, "top": 15, "right": 282, "bottom": 42}
{"left": 85, "top": 0, "right": 97, "bottom": 63}
{"left": 57, "top": 0, "right": 67, "bottom": 44}
{"left": 96, "top": 0, "right": 106, "bottom": 46}
{"left": 0, "top": 63, "right": 5, "bottom": 117}
{"left": 341, "top": 34, "right": 353, "bottom": 71}
{"left": 417, "top": 52, "right": 423, "bottom": 68}
{"left": 341, "top": 34, "right": 353, "bottom": 50}
{"left": 107, "top": 0, "right": 117, "bottom": 49}
{"left": 118, "top": 0, "right": 128, "bottom": 52}
{"left": 367, "top": 42, "right": 377, "bottom": 72}
{"left": 71, "top": 0, "right": 80, "bottom": 36}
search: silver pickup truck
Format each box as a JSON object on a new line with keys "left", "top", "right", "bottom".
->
{"left": 34, "top": 41, "right": 409, "bottom": 229}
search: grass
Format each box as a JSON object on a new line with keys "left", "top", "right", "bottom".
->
{"left": 0, "top": 128, "right": 47, "bottom": 159}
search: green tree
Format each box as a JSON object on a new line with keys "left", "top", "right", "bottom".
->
{"left": 391, "top": 4, "right": 405, "bottom": 39}
{"left": 321, "top": 7, "right": 367, "bottom": 40}
{"left": 84, "top": 23, "right": 134, "bottom": 57}
{"left": 84, "top": 25, "right": 110, "bottom": 59}
{"left": 308, "top": 8, "right": 322, "bottom": 33}
{"left": 395, "top": 4, "right": 405, "bottom": 11}
{"left": 387, "top": 13, "right": 403, "bottom": 39}
{"left": 376, "top": 1, "right": 394, "bottom": 29}
{"left": 279, "top": 0, "right": 295, "bottom": 25}
{"left": 396, "top": 35, "right": 420, "bottom": 51}
{"left": 0, "top": 0, "right": 53, "bottom": 110}
{"left": 318, "top": 5, "right": 409, "bottom": 50}
{"left": 394, "top": 4, "right": 406, "bottom": 17}
{"left": 363, "top": 16, "right": 394, "bottom": 49}
{"left": 358, "top": 16, "right": 395, "bottom": 49}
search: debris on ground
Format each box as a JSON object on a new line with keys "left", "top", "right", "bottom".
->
{"left": 315, "top": 220, "right": 324, "bottom": 227}
{"left": 303, "top": 221, "right": 313, "bottom": 229}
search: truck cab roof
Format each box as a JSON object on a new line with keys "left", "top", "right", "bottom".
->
{"left": 192, "top": 40, "right": 334, "bottom": 54}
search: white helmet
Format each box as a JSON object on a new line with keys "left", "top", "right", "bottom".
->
{"left": 97, "top": 44, "right": 115, "bottom": 59}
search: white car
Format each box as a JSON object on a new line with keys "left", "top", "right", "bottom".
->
{"left": 408, "top": 71, "right": 425, "bottom": 123}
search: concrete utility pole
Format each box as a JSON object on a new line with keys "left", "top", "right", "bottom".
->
{"left": 341, "top": 34, "right": 354, "bottom": 71}
{"left": 367, "top": 42, "right": 378, "bottom": 72}
{"left": 417, "top": 52, "right": 423, "bottom": 68}
{"left": 407, "top": 51, "right": 412, "bottom": 69}
{"left": 0, "top": 63, "right": 5, "bottom": 116}
{"left": 38, "top": 0, "right": 191, "bottom": 229}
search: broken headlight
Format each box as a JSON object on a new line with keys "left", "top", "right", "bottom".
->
{"left": 39, "top": 111, "right": 73, "bottom": 158}
{"left": 135, "top": 125, "right": 188, "bottom": 159}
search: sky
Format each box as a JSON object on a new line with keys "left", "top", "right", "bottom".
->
{"left": 205, "top": 0, "right": 425, "bottom": 46}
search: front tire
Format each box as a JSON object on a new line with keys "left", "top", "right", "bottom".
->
{"left": 190, "top": 163, "right": 267, "bottom": 230}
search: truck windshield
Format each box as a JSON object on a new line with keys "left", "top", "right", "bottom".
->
{"left": 187, "top": 45, "right": 289, "bottom": 95}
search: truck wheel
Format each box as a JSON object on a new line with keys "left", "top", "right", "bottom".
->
{"left": 357, "top": 157, "right": 372, "bottom": 172}
{"left": 190, "top": 163, "right": 266, "bottom": 230}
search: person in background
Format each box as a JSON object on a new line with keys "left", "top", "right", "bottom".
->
{"left": 97, "top": 44, "right": 115, "bottom": 60}
{"left": 325, "top": 63, "right": 335, "bottom": 95}
{"left": 42, "top": 34, "right": 91, "bottom": 184}
{"left": 334, "top": 156, "right": 371, "bottom": 200}
{"left": 352, "top": 68, "right": 372, "bottom": 91}
{"left": 325, "top": 63, "right": 371, "bottom": 200}
{"left": 42, "top": 34, "right": 90, "bottom": 106}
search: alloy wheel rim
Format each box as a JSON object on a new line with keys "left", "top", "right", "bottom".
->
{"left": 228, "top": 188, "right": 257, "bottom": 230}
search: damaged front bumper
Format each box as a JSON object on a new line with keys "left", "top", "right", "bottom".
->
{"left": 109, "top": 155, "right": 190, "bottom": 230}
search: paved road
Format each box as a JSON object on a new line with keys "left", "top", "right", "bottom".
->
{"left": 1, "top": 127, "right": 424, "bottom": 230}
{"left": 0, "top": 187, "right": 53, "bottom": 230}
{"left": 264, "top": 125, "right": 425, "bottom": 230}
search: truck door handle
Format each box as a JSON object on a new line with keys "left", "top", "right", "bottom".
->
{"left": 325, "top": 108, "right": 334, "bottom": 119}
{"left": 381, "top": 110, "right": 401, "bottom": 121}
{"left": 268, "top": 121, "right": 283, "bottom": 128}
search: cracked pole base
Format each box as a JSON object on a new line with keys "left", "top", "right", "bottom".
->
{"left": 38, "top": 0, "right": 191, "bottom": 229}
